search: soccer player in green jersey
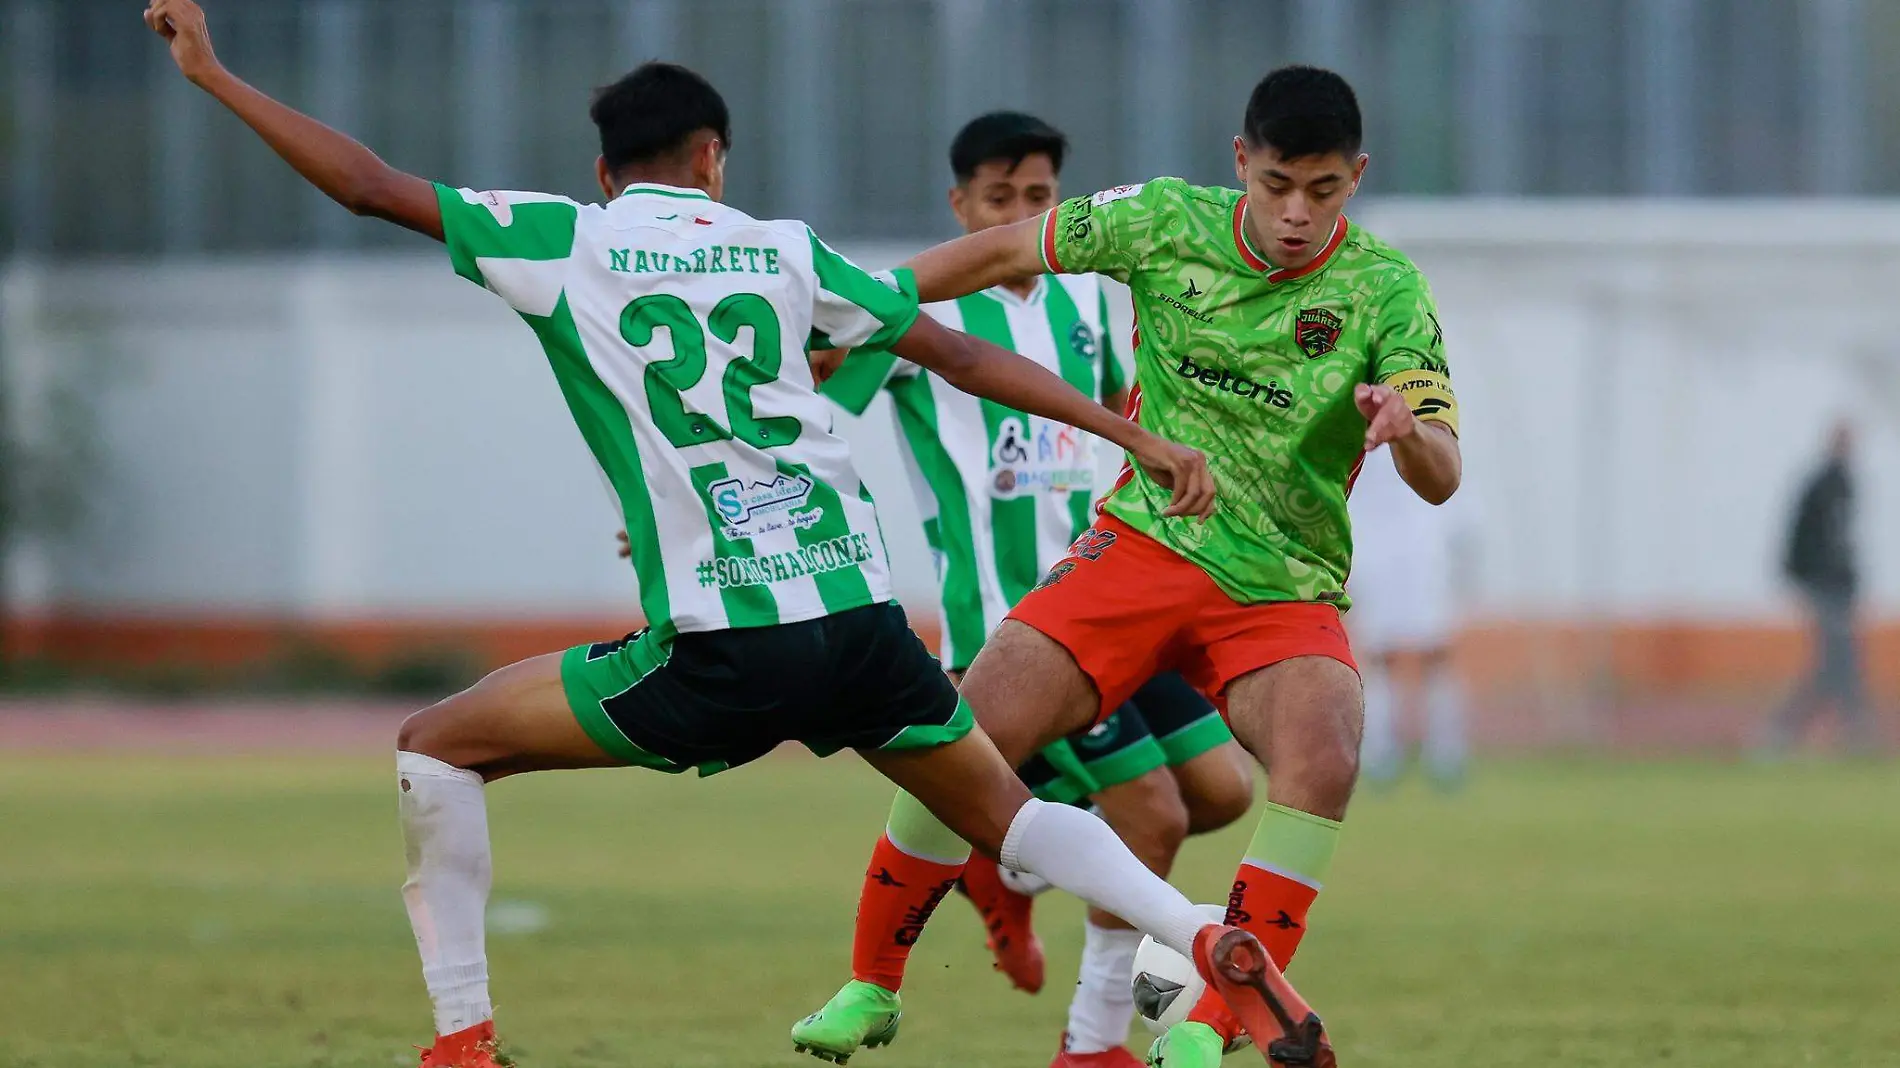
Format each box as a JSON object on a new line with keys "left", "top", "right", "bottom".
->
{"left": 802, "top": 68, "right": 1461, "bottom": 1068}
{"left": 812, "top": 113, "right": 1255, "bottom": 1068}
{"left": 142, "top": 3, "right": 1305, "bottom": 1065}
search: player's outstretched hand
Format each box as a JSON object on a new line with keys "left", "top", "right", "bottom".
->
{"left": 808, "top": 348, "right": 848, "bottom": 388}
{"left": 144, "top": 0, "right": 222, "bottom": 83}
{"left": 1355, "top": 382, "right": 1417, "bottom": 450}
{"left": 1130, "top": 432, "right": 1216, "bottom": 520}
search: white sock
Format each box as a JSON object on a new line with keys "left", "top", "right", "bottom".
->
{"left": 1423, "top": 667, "right": 1469, "bottom": 779}
{"left": 998, "top": 866, "right": 1053, "bottom": 897}
{"left": 1065, "top": 921, "right": 1142, "bottom": 1053}
{"left": 398, "top": 750, "right": 495, "bottom": 1036}
{"left": 998, "top": 798, "right": 1203, "bottom": 958}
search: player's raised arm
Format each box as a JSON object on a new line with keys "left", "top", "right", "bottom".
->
{"left": 1361, "top": 271, "right": 1462, "bottom": 504}
{"left": 143, "top": 0, "right": 443, "bottom": 241}
{"left": 892, "top": 315, "right": 1215, "bottom": 519}
{"left": 901, "top": 216, "right": 1048, "bottom": 304}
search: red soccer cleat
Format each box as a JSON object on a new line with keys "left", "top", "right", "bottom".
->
{"left": 1049, "top": 1033, "right": 1145, "bottom": 1068}
{"left": 959, "top": 854, "right": 1046, "bottom": 993}
{"left": 416, "top": 1020, "right": 512, "bottom": 1068}
{"left": 1190, "top": 925, "right": 1335, "bottom": 1067}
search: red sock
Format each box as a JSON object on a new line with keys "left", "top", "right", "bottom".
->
{"left": 850, "top": 834, "right": 966, "bottom": 992}
{"left": 1187, "top": 862, "right": 1321, "bottom": 1040}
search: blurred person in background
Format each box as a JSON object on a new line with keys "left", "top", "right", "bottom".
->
{"left": 1346, "top": 446, "right": 1471, "bottom": 788}
{"left": 810, "top": 111, "right": 1256, "bottom": 1068}
{"left": 1764, "top": 420, "right": 1874, "bottom": 755}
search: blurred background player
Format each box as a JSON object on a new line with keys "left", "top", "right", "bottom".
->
{"left": 1763, "top": 420, "right": 1874, "bottom": 755}
{"left": 1347, "top": 445, "right": 1473, "bottom": 787}
{"left": 815, "top": 112, "right": 1256, "bottom": 1067}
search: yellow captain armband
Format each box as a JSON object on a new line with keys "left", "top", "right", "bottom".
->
{"left": 1384, "top": 369, "right": 1460, "bottom": 437}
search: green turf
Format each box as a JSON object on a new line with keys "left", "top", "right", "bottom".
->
{"left": 1, "top": 754, "right": 1896, "bottom": 1067}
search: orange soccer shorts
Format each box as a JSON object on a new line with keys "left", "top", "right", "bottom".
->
{"left": 1007, "top": 513, "right": 1357, "bottom": 720}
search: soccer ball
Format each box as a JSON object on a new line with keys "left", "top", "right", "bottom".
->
{"left": 1130, "top": 904, "right": 1253, "bottom": 1051}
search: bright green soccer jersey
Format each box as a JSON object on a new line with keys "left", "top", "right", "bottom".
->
{"left": 1039, "top": 177, "right": 1459, "bottom": 608}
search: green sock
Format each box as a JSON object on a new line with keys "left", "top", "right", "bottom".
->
{"left": 884, "top": 790, "right": 972, "bottom": 864}
{"left": 1242, "top": 800, "right": 1341, "bottom": 887}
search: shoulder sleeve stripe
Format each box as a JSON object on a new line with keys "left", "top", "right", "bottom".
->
{"left": 1039, "top": 208, "right": 1065, "bottom": 275}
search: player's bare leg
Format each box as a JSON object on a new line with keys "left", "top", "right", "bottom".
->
{"left": 395, "top": 654, "right": 621, "bottom": 1067}
{"left": 1169, "top": 742, "right": 1257, "bottom": 835}
{"left": 1157, "top": 656, "right": 1357, "bottom": 1067}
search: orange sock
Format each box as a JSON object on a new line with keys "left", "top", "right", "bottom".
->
{"left": 1187, "top": 801, "right": 1338, "bottom": 1043}
{"left": 851, "top": 833, "right": 965, "bottom": 992}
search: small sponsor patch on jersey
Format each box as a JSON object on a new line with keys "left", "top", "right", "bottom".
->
{"left": 709, "top": 473, "right": 822, "bottom": 539}
{"left": 1092, "top": 183, "right": 1146, "bottom": 207}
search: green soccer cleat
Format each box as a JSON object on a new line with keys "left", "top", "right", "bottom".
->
{"left": 1145, "top": 1022, "right": 1227, "bottom": 1068}
{"left": 791, "top": 979, "right": 902, "bottom": 1064}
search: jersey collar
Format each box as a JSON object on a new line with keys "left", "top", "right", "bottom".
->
{"left": 1232, "top": 200, "right": 1349, "bottom": 283}
{"left": 619, "top": 182, "right": 712, "bottom": 201}
{"left": 985, "top": 275, "right": 1047, "bottom": 307}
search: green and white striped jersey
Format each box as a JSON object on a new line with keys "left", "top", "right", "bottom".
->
{"left": 435, "top": 182, "right": 920, "bottom": 641}
{"left": 822, "top": 275, "right": 1127, "bottom": 672}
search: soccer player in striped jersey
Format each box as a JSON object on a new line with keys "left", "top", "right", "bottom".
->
{"left": 813, "top": 113, "right": 1255, "bottom": 1068}
{"left": 144, "top": 4, "right": 1297, "bottom": 1065}
{"left": 801, "top": 68, "right": 1463, "bottom": 1068}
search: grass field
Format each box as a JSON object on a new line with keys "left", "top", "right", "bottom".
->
{"left": 2, "top": 753, "right": 1897, "bottom": 1068}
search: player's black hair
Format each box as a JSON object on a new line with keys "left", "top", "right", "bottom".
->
{"left": 949, "top": 111, "right": 1068, "bottom": 183}
{"left": 590, "top": 62, "right": 732, "bottom": 173}
{"left": 1242, "top": 65, "right": 1362, "bottom": 160}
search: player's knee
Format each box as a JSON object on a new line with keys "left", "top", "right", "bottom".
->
{"left": 1183, "top": 756, "right": 1255, "bottom": 835}
{"left": 396, "top": 689, "right": 489, "bottom": 772}
{"left": 1102, "top": 779, "right": 1189, "bottom": 873}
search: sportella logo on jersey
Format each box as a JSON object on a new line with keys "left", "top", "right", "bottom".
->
{"left": 709, "top": 473, "right": 821, "bottom": 539}
{"left": 989, "top": 416, "right": 1093, "bottom": 499}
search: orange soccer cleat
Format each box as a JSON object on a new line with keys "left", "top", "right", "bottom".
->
{"left": 1049, "top": 1033, "right": 1145, "bottom": 1068}
{"left": 416, "top": 1020, "right": 512, "bottom": 1068}
{"left": 959, "top": 854, "right": 1046, "bottom": 993}
{"left": 1190, "top": 925, "right": 1334, "bottom": 1067}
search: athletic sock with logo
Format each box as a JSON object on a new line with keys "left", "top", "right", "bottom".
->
{"left": 1063, "top": 920, "right": 1143, "bottom": 1053}
{"left": 1186, "top": 801, "right": 1340, "bottom": 1042}
{"left": 850, "top": 791, "right": 971, "bottom": 993}
{"left": 397, "top": 751, "right": 495, "bottom": 1037}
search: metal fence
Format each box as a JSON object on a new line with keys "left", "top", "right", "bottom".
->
{"left": 5, "top": 0, "right": 1893, "bottom": 256}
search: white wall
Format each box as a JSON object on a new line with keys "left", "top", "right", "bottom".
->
{"left": 4, "top": 201, "right": 1897, "bottom": 623}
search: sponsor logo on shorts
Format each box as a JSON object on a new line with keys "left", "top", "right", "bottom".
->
{"left": 694, "top": 533, "right": 877, "bottom": 589}
{"left": 1034, "top": 560, "right": 1077, "bottom": 590}
{"left": 1295, "top": 307, "right": 1344, "bottom": 358}
{"left": 1172, "top": 354, "right": 1292, "bottom": 408}
{"left": 709, "top": 473, "right": 820, "bottom": 539}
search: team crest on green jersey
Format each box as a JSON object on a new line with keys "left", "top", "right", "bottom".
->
{"left": 1295, "top": 307, "right": 1344, "bottom": 358}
